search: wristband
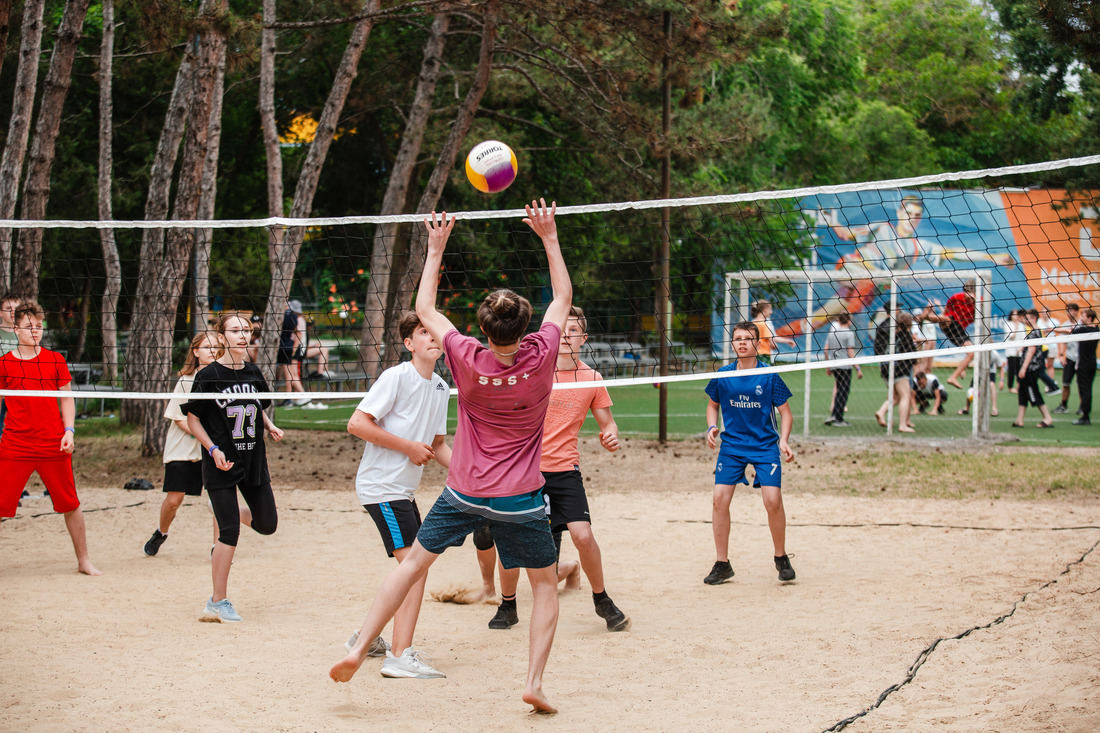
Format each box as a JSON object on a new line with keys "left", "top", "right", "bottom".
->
{"left": 64, "top": 427, "right": 75, "bottom": 433}
{"left": 708, "top": 425, "right": 718, "bottom": 432}
{"left": 208, "top": 444, "right": 219, "bottom": 456}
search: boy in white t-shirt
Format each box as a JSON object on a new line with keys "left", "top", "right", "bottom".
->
{"left": 346, "top": 312, "right": 451, "bottom": 679}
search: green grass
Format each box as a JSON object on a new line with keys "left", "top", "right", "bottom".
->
{"left": 271, "top": 369, "right": 1097, "bottom": 447}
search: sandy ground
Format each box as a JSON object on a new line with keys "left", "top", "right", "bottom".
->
{"left": 2, "top": 437, "right": 1100, "bottom": 732}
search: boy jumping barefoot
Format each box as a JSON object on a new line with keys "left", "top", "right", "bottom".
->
{"left": 331, "top": 199, "right": 571, "bottom": 713}
{"left": 703, "top": 321, "right": 795, "bottom": 585}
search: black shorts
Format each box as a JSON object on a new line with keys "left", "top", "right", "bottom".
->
{"left": 365, "top": 499, "right": 422, "bottom": 557}
{"left": 276, "top": 347, "right": 294, "bottom": 365}
{"left": 163, "top": 460, "right": 203, "bottom": 496}
{"left": 1062, "top": 359, "right": 1077, "bottom": 387}
{"left": 542, "top": 469, "right": 590, "bottom": 533}
{"left": 940, "top": 319, "right": 970, "bottom": 347}
{"left": 1018, "top": 373, "right": 1044, "bottom": 407}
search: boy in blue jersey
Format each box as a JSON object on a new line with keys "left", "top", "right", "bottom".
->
{"left": 704, "top": 321, "right": 796, "bottom": 585}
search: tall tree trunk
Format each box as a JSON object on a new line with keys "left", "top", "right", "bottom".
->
{"left": 193, "top": 41, "right": 227, "bottom": 329}
{"left": 0, "top": 0, "right": 13, "bottom": 81}
{"left": 11, "top": 0, "right": 92, "bottom": 301}
{"left": 72, "top": 276, "right": 92, "bottom": 362}
{"left": 358, "top": 12, "right": 449, "bottom": 378}
{"left": 0, "top": 0, "right": 45, "bottom": 292}
{"left": 258, "top": 0, "right": 380, "bottom": 384}
{"left": 98, "top": 0, "right": 121, "bottom": 385}
{"left": 256, "top": 0, "right": 285, "bottom": 385}
{"left": 256, "top": 0, "right": 286, "bottom": 383}
{"left": 119, "top": 39, "right": 193, "bottom": 427}
{"left": 382, "top": 3, "right": 497, "bottom": 368}
{"left": 122, "top": 0, "right": 226, "bottom": 456}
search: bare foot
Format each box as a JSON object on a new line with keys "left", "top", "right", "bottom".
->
{"left": 560, "top": 560, "right": 581, "bottom": 590}
{"left": 78, "top": 561, "right": 103, "bottom": 576}
{"left": 430, "top": 584, "right": 496, "bottom": 604}
{"left": 947, "top": 377, "right": 963, "bottom": 389}
{"left": 991, "top": 410, "right": 999, "bottom": 416}
{"left": 329, "top": 654, "right": 363, "bottom": 683}
{"left": 905, "top": 422, "right": 915, "bottom": 429}
{"left": 875, "top": 411, "right": 886, "bottom": 428}
{"left": 523, "top": 688, "right": 557, "bottom": 714}
{"left": 899, "top": 425, "right": 915, "bottom": 433}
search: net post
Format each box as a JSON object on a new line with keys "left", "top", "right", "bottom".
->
{"left": 803, "top": 277, "right": 812, "bottom": 438}
{"left": 975, "top": 271, "right": 992, "bottom": 436}
{"left": 886, "top": 278, "right": 898, "bottom": 436}
{"left": 722, "top": 274, "right": 733, "bottom": 363}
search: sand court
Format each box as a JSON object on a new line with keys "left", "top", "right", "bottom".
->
{"left": 3, "top": 478, "right": 1099, "bottom": 732}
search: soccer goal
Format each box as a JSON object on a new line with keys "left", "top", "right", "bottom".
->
{"left": 724, "top": 268, "right": 994, "bottom": 438}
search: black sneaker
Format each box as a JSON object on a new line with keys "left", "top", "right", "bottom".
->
{"left": 703, "top": 560, "right": 734, "bottom": 585}
{"left": 1052, "top": 404, "right": 1068, "bottom": 414}
{"left": 1072, "top": 418, "right": 1091, "bottom": 426}
{"left": 488, "top": 603, "right": 519, "bottom": 629}
{"left": 144, "top": 529, "right": 168, "bottom": 557}
{"left": 594, "top": 597, "right": 631, "bottom": 632}
{"left": 775, "top": 555, "right": 796, "bottom": 581}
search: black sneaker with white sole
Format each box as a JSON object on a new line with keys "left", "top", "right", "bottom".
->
{"left": 775, "top": 554, "right": 796, "bottom": 581}
{"left": 144, "top": 528, "right": 168, "bottom": 556}
{"left": 703, "top": 560, "right": 734, "bottom": 585}
{"left": 488, "top": 603, "right": 519, "bottom": 629}
{"left": 594, "top": 597, "right": 631, "bottom": 632}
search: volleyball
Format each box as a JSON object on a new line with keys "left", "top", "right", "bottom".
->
{"left": 465, "top": 140, "right": 518, "bottom": 193}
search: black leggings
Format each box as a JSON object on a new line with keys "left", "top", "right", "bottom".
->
{"left": 832, "top": 369, "right": 852, "bottom": 422}
{"left": 209, "top": 483, "right": 278, "bottom": 547}
{"left": 1078, "top": 366, "right": 1095, "bottom": 419}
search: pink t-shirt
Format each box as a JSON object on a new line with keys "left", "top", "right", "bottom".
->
{"left": 443, "top": 323, "right": 560, "bottom": 497}
{"left": 540, "top": 362, "right": 612, "bottom": 473}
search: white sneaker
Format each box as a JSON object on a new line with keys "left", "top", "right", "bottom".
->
{"left": 380, "top": 647, "right": 446, "bottom": 679}
{"left": 203, "top": 597, "right": 242, "bottom": 623}
{"left": 344, "top": 630, "right": 390, "bottom": 657}
{"left": 302, "top": 401, "right": 328, "bottom": 410}
{"left": 293, "top": 397, "right": 312, "bottom": 406}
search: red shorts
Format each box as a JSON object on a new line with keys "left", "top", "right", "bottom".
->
{"left": 0, "top": 454, "right": 80, "bottom": 518}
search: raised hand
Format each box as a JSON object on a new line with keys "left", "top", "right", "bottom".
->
{"left": 522, "top": 198, "right": 557, "bottom": 240}
{"left": 424, "top": 211, "right": 456, "bottom": 255}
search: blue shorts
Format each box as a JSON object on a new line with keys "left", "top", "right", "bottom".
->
{"left": 416, "top": 487, "right": 557, "bottom": 570}
{"left": 715, "top": 452, "right": 782, "bottom": 488}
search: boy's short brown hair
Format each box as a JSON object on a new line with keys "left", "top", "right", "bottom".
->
{"left": 398, "top": 311, "right": 423, "bottom": 342}
{"left": 567, "top": 305, "right": 587, "bottom": 333}
{"left": 732, "top": 321, "right": 759, "bottom": 339}
{"left": 13, "top": 301, "right": 44, "bottom": 325}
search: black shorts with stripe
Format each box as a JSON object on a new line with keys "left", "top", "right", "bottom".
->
{"left": 365, "top": 499, "right": 422, "bottom": 557}
{"left": 543, "top": 469, "right": 591, "bottom": 534}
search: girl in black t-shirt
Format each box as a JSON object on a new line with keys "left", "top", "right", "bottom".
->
{"left": 183, "top": 313, "right": 284, "bottom": 623}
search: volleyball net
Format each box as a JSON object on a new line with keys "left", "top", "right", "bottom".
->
{"left": 2, "top": 155, "right": 1098, "bottom": 440}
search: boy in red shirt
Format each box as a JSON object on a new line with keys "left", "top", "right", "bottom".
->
{"left": 926, "top": 282, "right": 977, "bottom": 389}
{"left": 0, "top": 302, "right": 101, "bottom": 575}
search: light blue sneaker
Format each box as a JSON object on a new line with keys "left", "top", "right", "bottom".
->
{"left": 203, "top": 597, "right": 242, "bottom": 623}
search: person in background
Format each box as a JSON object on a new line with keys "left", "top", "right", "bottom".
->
{"left": 1052, "top": 302, "right": 1080, "bottom": 414}
{"left": 750, "top": 300, "right": 795, "bottom": 365}
{"left": 823, "top": 312, "right": 861, "bottom": 427}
